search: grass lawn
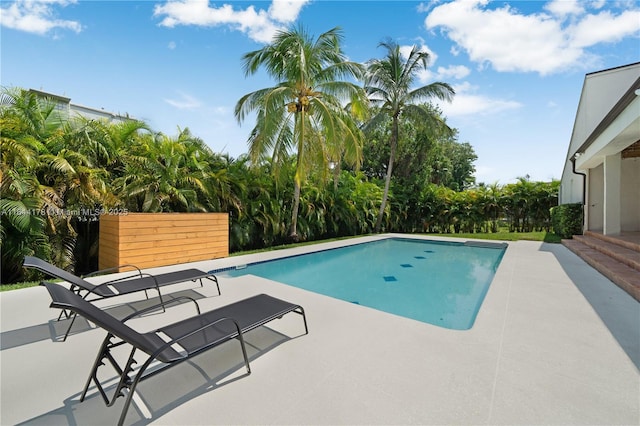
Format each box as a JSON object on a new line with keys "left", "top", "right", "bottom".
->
{"left": 430, "top": 230, "right": 562, "bottom": 243}
{"left": 2, "top": 231, "right": 561, "bottom": 292}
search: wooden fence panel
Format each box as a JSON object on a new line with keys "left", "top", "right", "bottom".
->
{"left": 99, "top": 213, "right": 229, "bottom": 270}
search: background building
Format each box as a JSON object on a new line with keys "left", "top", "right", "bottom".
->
{"left": 28, "top": 88, "right": 132, "bottom": 125}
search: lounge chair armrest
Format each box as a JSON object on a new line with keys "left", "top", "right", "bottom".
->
{"left": 121, "top": 296, "right": 202, "bottom": 322}
{"left": 101, "top": 272, "right": 160, "bottom": 288}
{"left": 83, "top": 264, "right": 143, "bottom": 279}
{"left": 150, "top": 316, "right": 245, "bottom": 361}
{"left": 79, "top": 273, "right": 160, "bottom": 300}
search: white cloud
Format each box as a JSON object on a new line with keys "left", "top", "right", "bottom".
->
{"left": 544, "top": 0, "right": 584, "bottom": 17}
{"left": 569, "top": 9, "right": 640, "bottom": 48}
{"left": 168, "top": 41, "right": 177, "bottom": 50}
{"left": 153, "top": 0, "right": 311, "bottom": 43}
{"left": 436, "top": 64, "right": 470, "bottom": 79}
{"left": 424, "top": 0, "right": 640, "bottom": 75}
{"left": 416, "top": 64, "right": 470, "bottom": 85}
{"left": 417, "top": 1, "right": 443, "bottom": 14}
{"left": 0, "top": 0, "right": 82, "bottom": 35}
{"left": 436, "top": 81, "right": 522, "bottom": 117}
{"left": 268, "top": 0, "right": 307, "bottom": 23}
{"left": 164, "top": 91, "right": 203, "bottom": 109}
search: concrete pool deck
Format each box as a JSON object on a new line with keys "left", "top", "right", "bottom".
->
{"left": 1, "top": 234, "right": 638, "bottom": 425}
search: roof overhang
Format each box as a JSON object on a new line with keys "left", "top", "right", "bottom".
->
{"left": 574, "top": 76, "right": 640, "bottom": 170}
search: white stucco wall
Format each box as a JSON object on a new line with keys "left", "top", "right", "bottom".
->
{"left": 621, "top": 157, "right": 640, "bottom": 231}
{"left": 587, "top": 164, "right": 604, "bottom": 231}
{"left": 559, "top": 161, "right": 584, "bottom": 204}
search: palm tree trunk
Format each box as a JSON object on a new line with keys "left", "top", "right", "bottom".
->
{"left": 289, "top": 180, "right": 301, "bottom": 241}
{"left": 375, "top": 116, "right": 399, "bottom": 232}
{"left": 289, "top": 111, "right": 305, "bottom": 242}
{"left": 375, "top": 153, "right": 394, "bottom": 232}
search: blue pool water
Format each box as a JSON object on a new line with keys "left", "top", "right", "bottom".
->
{"left": 224, "top": 238, "right": 507, "bottom": 330}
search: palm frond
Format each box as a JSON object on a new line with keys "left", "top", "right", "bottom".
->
{"left": 0, "top": 198, "right": 46, "bottom": 233}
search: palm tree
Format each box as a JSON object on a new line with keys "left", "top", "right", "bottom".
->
{"left": 483, "top": 182, "right": 502, "bottom": 233}
{"left": 235, "top": 25, "right": 368, "bottom": 241}
{"left": 78, "top": 117, "right": 151, "bottom": 178}
{"left": 0, "top": 87, "right": 111, "bottom": 279}
{"left": 114, "top": 130, "right": 214, "bottom": 213}
{"left": 364, "top": 40, "right": 454, "bottom": 232}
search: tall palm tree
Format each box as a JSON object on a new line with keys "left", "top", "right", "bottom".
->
{"left": 235, "top": 25, "right": 368, "bottom": 241}
{"left": 364, "top": 40, "right": 454, "bottom": 232}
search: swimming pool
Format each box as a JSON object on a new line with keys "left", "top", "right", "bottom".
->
{"left": 224, "top": 237, "right": 507, "bottom": 330}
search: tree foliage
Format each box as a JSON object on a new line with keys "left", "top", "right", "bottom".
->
{"left": 2, "top": 57, "right": 558, "bottom": 284}
{"left": 363, "top": 39, "right": 454, "bottom": 232}
{"left": 362, "top": 104, "right": 476, "bottom": 192}
{"left": 235, "top": 25, "right": 368, "bottom": 240}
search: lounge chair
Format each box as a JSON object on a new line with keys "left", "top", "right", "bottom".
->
{"left": 41, "top": 281, "right": 308, "bottom": 426}
{"left": 23, "top": 256, "right": 220, "bottom": 340}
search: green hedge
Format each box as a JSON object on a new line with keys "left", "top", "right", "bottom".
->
{"left": 551, "top": 203, "right": 583, "bottom": 239}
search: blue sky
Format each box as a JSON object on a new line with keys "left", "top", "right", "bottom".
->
{"left": 1, "top": 0, "right": 639, "bottom": 184}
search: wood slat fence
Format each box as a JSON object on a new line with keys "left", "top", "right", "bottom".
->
{"left": 99, "top": 213, "right": 228, "bottom": 270}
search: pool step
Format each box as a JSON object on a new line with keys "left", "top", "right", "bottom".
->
{"left": 562, "top": 232, "right": 640, "bottom": 302}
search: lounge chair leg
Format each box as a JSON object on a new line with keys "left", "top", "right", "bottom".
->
{"left": 109, "top": 349, "right": 138, "bottom": 407}
{"left": 81, "top": 334, "right": 130, "bottom": 406}
{"left": 61, "top": 312, "right": 78, "bottom": 342}
{"left": 158, "top": 290, "right": 165, "bottom": 313}
{"left": 294, "top": 307, "right": 309, "bottom": 335}
{"left": 236, "top": 330, "right": 251, "bottom": 375}
{"left": 117, "top": 355, "right": 154, "bottom": 426}
{"left": 81, "top": 335, "right": 114, "bottom": 402}
{"left": 214, "top": 276, "right": 220, "bottom": 295}
{"left": 56, "top": 285, "right": 80, "bottom": 322}
{"left": 57, "top": 308, "right": 72, "bottom": 321}
{"left": 202, "top": 275, "right": 221, "bottom": 295}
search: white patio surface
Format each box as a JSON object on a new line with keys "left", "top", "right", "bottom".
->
{"left": 1, "top": 234, "right": 638, "bottom": 425}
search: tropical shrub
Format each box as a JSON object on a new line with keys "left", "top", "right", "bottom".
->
{"left": 551, "top": 203, "right": 583, "bottom": 238}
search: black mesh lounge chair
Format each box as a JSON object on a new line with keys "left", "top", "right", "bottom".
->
{"left": 41, "top": 281, "right": 308, "bottom": 426}
{"left": 24, "top": 256, "right": 220, "bottom": 340}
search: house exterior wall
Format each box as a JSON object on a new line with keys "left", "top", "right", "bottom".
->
{"left": 560, "top": 63, "right": 640, "bottom": 206}
{"left": 587, "top": 164, "right": 604, "bottom": 231}
{"left": 559, "top": 161, "right": 584, "bottom": 205}
{"left": 559, "top": 63, "right": 640, "bottom": 235}
{"left": 603, "top": 154, "right": 622, "bottom": 234}
{"left": 621, "top": 157, "right": 640, "bottom": 231}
